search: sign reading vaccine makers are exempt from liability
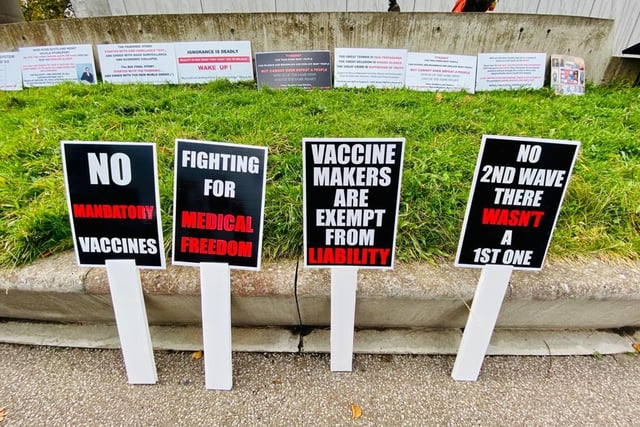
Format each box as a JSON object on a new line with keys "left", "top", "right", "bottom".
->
{"left": 303, "top": 138, "right": 405, "bottom": 269}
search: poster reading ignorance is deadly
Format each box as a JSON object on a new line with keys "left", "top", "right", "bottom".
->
{"left": 255, "top": 51, "right": 331, "bottom": 89}
{"left": 303, "top": 138, "right": 405, "bottom": 269}
{"left": 455, "top": 136, "right": 580, "bottom": 271}
{"left": 172, "top": 140, "right": 267, "bottom": 270}
{"left": 174, "top": 41, "right": 254, "bottom": 84}
{"left": 61, "top": 141, "right": 165, "bottom": 268}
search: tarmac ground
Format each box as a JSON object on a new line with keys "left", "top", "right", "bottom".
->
{"left": 1, "top": 343, "right": 639, "bottom": 426}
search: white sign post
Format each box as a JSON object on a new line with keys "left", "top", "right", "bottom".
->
{"left": 303, "top": 138, "right": 405, "bottom": 372}
{"left": 200, "top": 262, "right": 233, "bottom": 390}
{"left": 106, "top": 259, "right": 157, "bottom": 384}
{"left": 451, "top": 264, "right": 512, "bottom": 381}
{"left": 330, "top": 267, "right": 358, "bottom": 371}
{"left": 61, "top": 141, "right": 165, "bottom": 385}
{"left": 172, "top": 139, "right": 268, "bottom": 390}
{"left": 453, "top": 135, "right": 580, "bottom": 381}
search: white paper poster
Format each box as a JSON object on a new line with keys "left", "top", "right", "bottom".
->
{"left": 334, "top": 48, "right": 407, "bottom": 89}
{"left": 406, "top": 52, "right": 477, "bottom": 93}
{"left": 97, "top": 43, "right": 178, "bottom": 84}
{"left": 19, "top": 44, "right": 96, "bottom": 87}
{"left": 0, "top": 52, "right": 22, "bottom": 91}
{"left": 476, "top": 53, "right": 546, "bottom": 91}
{"left": 174, "top": 41, "right": 253, "bottom": 84}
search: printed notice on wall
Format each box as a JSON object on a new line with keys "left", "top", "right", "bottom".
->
{"left": 475, "top": 53, "right": 546, "bottom": 91}
{"left": 0, "top": 52, "right": 22, "bottom": 91}
{"left": 61, "top": 141, "right": 165, "bottom": 268}
{"left": 97, "top": 43, "right": 178, "bottom": 84}
{"left": 255, "top": 50, "right": 331, "bottom": 89}
{"left": 174, "top": 41, "right": 254, "bottom": 84}
{"left": 19, "top": 44, "right": 97, "bottom": 87}
{"left": 455, "top": 135, "right": 580, "bottom": 271}
{"left": 550, "top": 54, "right": 585, "bottom": 96}
{"left": 334, "top": 48, "right": 407, "bottom": 89}
{"left": 172, "top": 139, "right": 267, "bottom": 270}
{"left": 405, "top": 52, "right": 477, "bottom": 93}
{"left": 303, "top": 138, "right": 405, "bottom": 269}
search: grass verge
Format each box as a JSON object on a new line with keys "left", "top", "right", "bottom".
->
{"left": 0, "top": 80, "right": 639, "bottom": 267}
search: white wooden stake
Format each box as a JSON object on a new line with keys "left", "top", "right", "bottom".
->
{"left": 452, "top": 264, "right": 513, "bottom": 381}
{"left": 105, "top": 259, "right": 157, "bottom": 385}
{"left": 200, "top": 262, "right": 233, "bottom": 390}
{"left": 330, "top": 267, "right": 358, "bottom": 372}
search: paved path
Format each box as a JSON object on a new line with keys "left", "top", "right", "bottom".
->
{"left": 1, "top": 343, "right": 639, "bottom": 426}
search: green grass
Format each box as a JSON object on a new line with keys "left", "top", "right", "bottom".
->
{"left": 1, "top": 80, "right": 639, "bottom": 267}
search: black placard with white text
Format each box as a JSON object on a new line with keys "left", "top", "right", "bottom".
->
{"left": 172, "top": 139, "right": 267, "bottom": 270}
{"left": 256, "top": 51, "right": 331, "bottom": 89}
{"left": 455, "top": 135, "right": 580, "bottom": 271}
{"left": 61, "top": 141, "right": 165, "bottom": 268}
{"left": 303, "top": 138, "right": 404, "bottom": 269}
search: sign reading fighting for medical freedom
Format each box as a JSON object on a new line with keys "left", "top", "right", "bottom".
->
{"left": 303, "top": 138, "right": 405, "bottom": 269}
{"left": 61, "top": 141, "right": 165, "bottom": 268}
{"left": 172, "top": 139, "right": 267, "bottom": 270}
{"left": 455, "top": 135, "right": 580, "bottom": 271}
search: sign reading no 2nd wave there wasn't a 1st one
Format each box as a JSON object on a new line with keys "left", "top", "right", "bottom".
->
{"left": 455, "top": 135, "right": 580, "bottom": 271}
{"left": 61, "top": 141, "right": 165, "bottom": 268}
{"left": 304, "top": 138, "right": 404, "bottom": 269}
{"left": 172, "top": 139, "right": 267, "bottom": 270}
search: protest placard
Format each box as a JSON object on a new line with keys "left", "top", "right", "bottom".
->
{"left": 174, "top": 41, "right": 254, "bottom": 83}
{"left": 20, "top": 44, "right": 96, "bottom": 87}
{"left": 61, "top": 141, "right": 165, "bottom": 268}
{"left": 256, "top": 50, "right": 331, "bottom": 89}
{"left": 334, "top": 48, "right": 407, "bottom": 88}
{"left": 303, "top": 138, "right": 405, "bottom": 269}
{"left": 97, "top": 43, "right": 178, "bottom": 84}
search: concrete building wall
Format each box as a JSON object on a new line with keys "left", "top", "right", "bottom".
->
{"left": 69, "top": 0, "right": 640, "bottom": 55}
{"left": 0, "top": 12, "right": 624, "bottom": 84}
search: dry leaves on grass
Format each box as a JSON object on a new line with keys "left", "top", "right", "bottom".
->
{"left": 350, "top": 403, "right": 362, "bottom": 419}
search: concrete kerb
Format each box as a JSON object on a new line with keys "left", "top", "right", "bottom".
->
{"left": 0, "top": 251, "right": 639, "bottom": 355}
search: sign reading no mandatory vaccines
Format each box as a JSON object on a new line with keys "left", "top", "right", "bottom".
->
{"left": 172, "top": 139, "right": 267, "bottom": 270}
{"left": 304, "top": 138, "right": 405, "bottom": 269}
{"left": 61, "top": 141, "right": 165, "bottom": 268}
{"left": 456, "top": 135, "right": 580, "bottom": 271}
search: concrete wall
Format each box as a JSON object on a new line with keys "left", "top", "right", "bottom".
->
{"left": 70, "top": 0, "right": 640, "bottom": 55}
{"left": 0, "top": 13, "right": 627, "bottom": 84}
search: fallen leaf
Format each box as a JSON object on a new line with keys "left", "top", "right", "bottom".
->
{"left": 435, "top": 92, "right": 443, "bottom": 103}
{"left": 633, "top": 343, "right": 640, "bottom": 353}
{"left": 191, "top": 350, "right": 203, "bottom": 360}
{"left": 0, "top": 407, "right": 7, "bottom": 422}
{"left": 350, "top": 403, "right": 362, "bottom": 419}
